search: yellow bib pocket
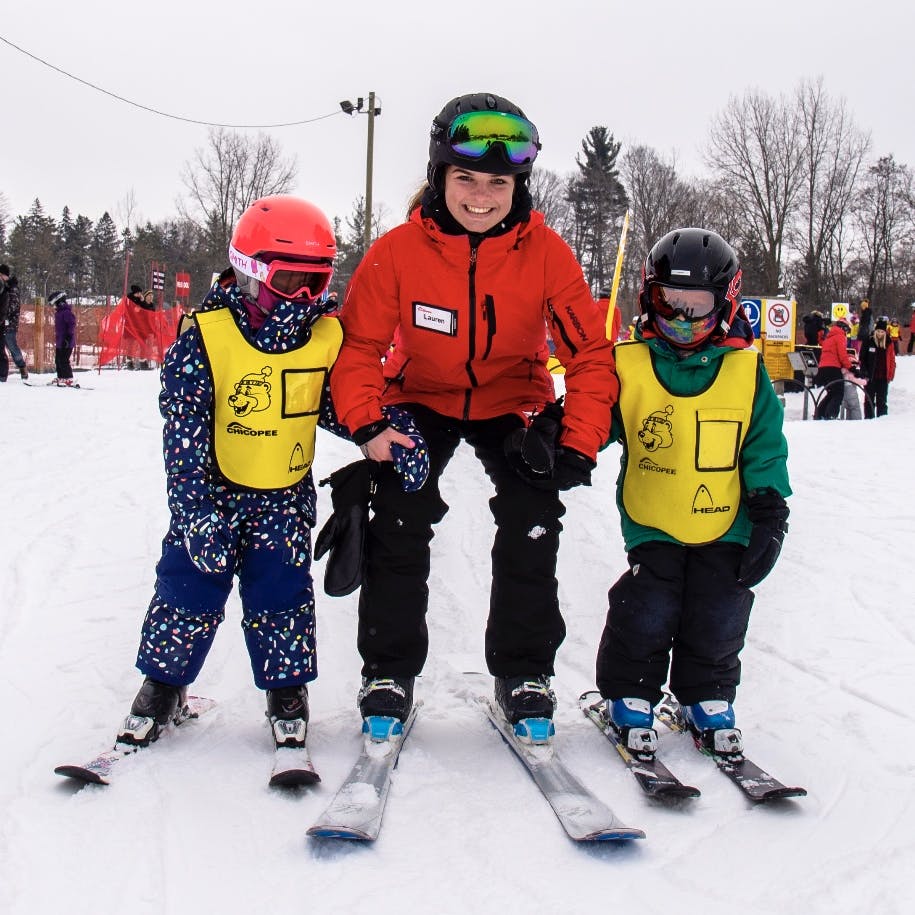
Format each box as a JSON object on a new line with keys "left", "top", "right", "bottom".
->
{"left": 695, "top": 409, "right": 746, "bottom": 472}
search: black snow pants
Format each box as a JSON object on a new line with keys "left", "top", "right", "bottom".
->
{"left": 357, "top": 403, "right": 566, "bottom": 679}
{"left": 596, "top": 540, "right": 754, "bottom": 707}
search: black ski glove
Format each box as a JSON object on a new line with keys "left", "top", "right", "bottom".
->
{"left": 738, "top": 489, "right": 790, "bottom": 588}
{"left": 314, "top": 460, "right": 376, "bottom": 597}
{"left": 504, "top": 400, "right": 595, "bottom": 491}
{"left": 504, "top": 400, "right": 565, "bottom": 480}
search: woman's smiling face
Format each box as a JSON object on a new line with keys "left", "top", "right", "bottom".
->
{"left": 443, "top": 166, "right": 516, "bottom": 233}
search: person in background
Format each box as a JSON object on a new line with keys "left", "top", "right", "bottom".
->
{"left": 802, "top": 310, "right": 826, "bottom": 347}
{"left": 856, "top": 298, "right": 874, "bottom": 350}
{"left": 329, "top": 92, "right": 616, "bottom": 740}
{"left": 0, "top": 265, "right": 28, "bottom": 380}
{"left": 594, "top": 227, "right": 790, "bottom": 759}
{"left": 813, "top": 318, "right": 853, "bottom": 419}
{"left": 907, "top": 303, "right": 915, "bottom": 355}
{"left": 888, "top": 318, "right": 901, "bottom": 354}
{"left": 860, "top": 317, "right": 896, "bottom": 417}
{"left": 48, "top": 290, "right": 76, "bottom": 386}
{"left": 111, "top": 196, "right": 350, "bottom": 768}
{"left": 595, "top": 286, "right": 623, "bottom": 344}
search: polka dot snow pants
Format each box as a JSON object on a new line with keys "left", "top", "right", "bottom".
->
{"left": 135, "top": 532, "right": 318, "bottom": 690}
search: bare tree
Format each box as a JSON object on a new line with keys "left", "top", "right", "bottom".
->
{"left": 528, "top": 167, "right": 572, "bottom": 235}
{"left": 622, "top": 146, "right": 693, "bottom": 247}
{"left": 180, "top": 129, "right": 297, "bottom": 255}
{"left": 620, "top": 145, "right": 702, "bottom": 297}
{"left": 0, "top": 190, "right": 10, "bottom": 249}
{"left": 853, "top": 154, "right": 915, "bottom": 307}
{"left": 705, "top": 88, "right": 806, "bottom": 292}
{"left": 792, "top": 78, "right": 870, "bottom": 307}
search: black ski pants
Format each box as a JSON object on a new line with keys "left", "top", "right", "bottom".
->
{"left": 596, "top": 541, "right": 754, "bottom": 707}
{"left": 358, "top": 403, "right": 566, "bottom": 679}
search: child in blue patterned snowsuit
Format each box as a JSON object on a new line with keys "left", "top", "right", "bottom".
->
{"left": 116, "top": 197, "right": 365, "bottom": 755}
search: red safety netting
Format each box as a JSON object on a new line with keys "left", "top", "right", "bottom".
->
{"left": 98, "top": 297, "right": 183, "bottom": 366}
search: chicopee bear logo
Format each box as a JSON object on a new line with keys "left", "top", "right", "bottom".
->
{"left": 638, "top": 405, "right": 674, "bottom": 452}
{"left": 228, "top": 366, "right": 272, "bottom": 417}
{"left": 691, "top": 484, "right": 731, "bottom": 516}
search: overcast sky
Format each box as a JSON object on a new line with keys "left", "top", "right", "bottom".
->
{"left": 2, "top": 0, "right": 913, "bottom": 239}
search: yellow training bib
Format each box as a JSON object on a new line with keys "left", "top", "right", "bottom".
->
{"left": 195, "top": 308, "right": 342, "bottom": 490}
{"left": 616, "top": 342, "right": 758, "bottom": 544}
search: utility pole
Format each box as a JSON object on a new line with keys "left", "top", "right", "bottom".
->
{"left": 364, "top": 91, "right": 377, "bottom": 255}
{"left": 340, "top": 92, "right": 381, "bottom": 257}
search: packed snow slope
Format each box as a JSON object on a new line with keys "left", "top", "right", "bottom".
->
{"left": 1, "top": 360, "right": 913, "bottom": 915}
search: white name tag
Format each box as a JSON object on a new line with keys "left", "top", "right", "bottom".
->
{"left": 413, "top": 301, "right": 457, "bottom": 336}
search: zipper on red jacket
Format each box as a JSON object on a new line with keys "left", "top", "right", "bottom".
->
{"left": 462, "top": 241, "right": 481, "bottom": 419}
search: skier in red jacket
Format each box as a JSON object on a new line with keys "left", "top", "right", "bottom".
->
{"left": 813, "top": 319, "right": 853, "bottom": 419}
{"left": 329, "top": 92, "right": 616, "bottom": 738}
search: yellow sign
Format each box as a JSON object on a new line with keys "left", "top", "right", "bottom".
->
{"left": 831, "top": 302, "right": 849, "bottom": 322}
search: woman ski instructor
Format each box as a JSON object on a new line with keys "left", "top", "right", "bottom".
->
{"left": 329, "top": 92, "right": 616, "bottom": 738}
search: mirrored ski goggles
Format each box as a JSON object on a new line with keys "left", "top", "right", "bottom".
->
{"left": 446, "top": 110, "right": 541, "bottom": 166}
{"left": 648, "top": 284, "right": 719, "bottom": 320}
{"left": 229, "top": 244, "right": 333, "bottom": 300}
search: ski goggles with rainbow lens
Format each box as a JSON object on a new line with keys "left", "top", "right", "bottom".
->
{"left": 229, "top": 244, "right": 333, "bottom": 301}
{"left": 446, "top": 110, "right": 541, "bottom": 166}
{"left": 648, "top": 283, "right": 720, "bottom": 320}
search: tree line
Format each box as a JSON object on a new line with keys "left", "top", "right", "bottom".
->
{"left": 1, "top": 77, "right": 913, "bottom": 318}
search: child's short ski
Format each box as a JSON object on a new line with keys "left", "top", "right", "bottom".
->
{"left": 24, "top": 380, "right": 92, "bottom": 390}
{"left": 269, "top": 745, "right": 320, "bottom": 788}
{"left": 307, "top": 702, "right": 421, "bottom": 841}
{"left": 579, "top": 691, "right": 700, "bottom": 800}
{"left": 54, "top": 696, "right": 216, "bottom": 786}
{"left": 656, "top": 694, "right": 807, "bottom": 802}
{"left": 480, "top": 697, "right": 644, "bottom": 841}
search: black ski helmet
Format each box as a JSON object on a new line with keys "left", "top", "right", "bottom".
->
{"left": 427, "top": 92, "right": 540, "bottom": 188}
{"left": 639, "top": 228, "right": 742, "bottom": 347}
{"left": 48, "top": 290, "right": 68, "bottom": 307}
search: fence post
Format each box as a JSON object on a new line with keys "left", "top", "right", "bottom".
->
{"left": 36, "top": 301, "right": 46, "bottom": 374}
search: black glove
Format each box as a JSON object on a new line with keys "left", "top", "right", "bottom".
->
{"left": 738, "top": 489, "right": 790, "bottom": 588}
{"left": 504, "top": 400, "right": 564, "bottom": 480}
{"left": 314, "top": 460, "right": 376, "bottom": 597}
{"left": 517, "top": 445, "right": 595, "bottom": 491}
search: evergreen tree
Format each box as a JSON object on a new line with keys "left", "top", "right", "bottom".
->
{"left": 89, "top": 212, "right": 122, "bottom": 300}
{"left": 565, "top": 127, "right": 629, "bottom": 290}
{"left": 8, "top": 199, "right": 58, "bottom": 299}
{"left": 59, "top": 208, "right": 94, "bottom": 301}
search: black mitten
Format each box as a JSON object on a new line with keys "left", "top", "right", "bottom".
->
{"left": 314, "top": 460, "right": 376, "bottom": 597}
{"left": 504, "top": 400, "right": 565, "bottom": 482}
{"left": 738, "top": 489, "right": 790, "bottom": 588}
{"left": 523, "top": 446, "right": 595, "bottom": 491}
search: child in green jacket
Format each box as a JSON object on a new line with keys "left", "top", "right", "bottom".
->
{"left": 595, "top": 228, "right": 791, "bottom": 758}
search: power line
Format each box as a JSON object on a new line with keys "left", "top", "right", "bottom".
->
{"left": 0, "top": 34, "right": 342, "bottom": 129}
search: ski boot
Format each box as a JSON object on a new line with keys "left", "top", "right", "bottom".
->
{"left": 682, "top": 700, "right": 744, "bottom": 756}
{"left": 266, "top": 684, "right": 309, "bottom": 749}
{"left": 358, "top": 677, "right": 414, "bottom": 741}
{"left": 494, "top": 675, "right": 557, "bottom": 744}
{"left": 117, "top": 677, "right": 185, "bottom": 747}
{"left": 607, "top": 697, "right": 659, "bottom": 759}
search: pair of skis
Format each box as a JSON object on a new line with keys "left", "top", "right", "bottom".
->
{"left": 54, "top": 697, "right": 319, "bottom": 789}
{"left": 307, "top": 697, "right": 643, "bottom": 842}
{"left": 579, "top": 690, "right": 807, "bottom": 803}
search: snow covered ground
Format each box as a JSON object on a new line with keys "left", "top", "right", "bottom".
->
{"left": 2, "top": 358, "right": 913, "bottom": 915}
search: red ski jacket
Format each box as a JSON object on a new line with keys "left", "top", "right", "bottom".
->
{"left": 331, "top": 208, "right": 616, "bottom": 459}
{"left": 817, "top": 325, "right": 853, "bottom": 370}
